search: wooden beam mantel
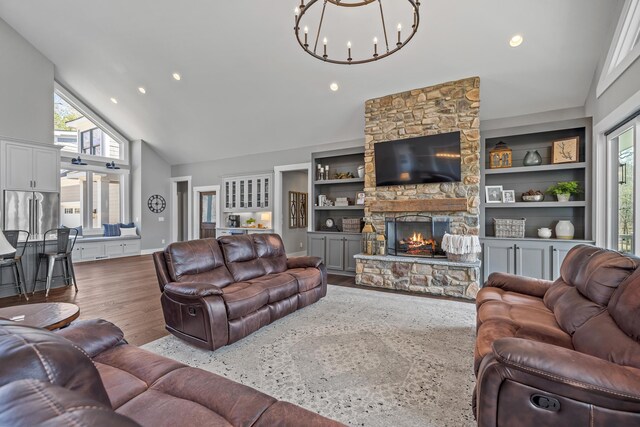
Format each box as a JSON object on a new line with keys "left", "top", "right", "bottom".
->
{"left": 369, "top": 198, "right": 468, "bottom": 213}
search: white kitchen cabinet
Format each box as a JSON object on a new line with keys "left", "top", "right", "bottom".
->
{"left": 2, "top": 141, "right": 60, "bottom": 192}
{"left": 224, "top": 174, "right": 272, "bottom": 212}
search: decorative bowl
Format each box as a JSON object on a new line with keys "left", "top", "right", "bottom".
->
{"left": 522, "top": 194, "right": 544, "bottom": 202}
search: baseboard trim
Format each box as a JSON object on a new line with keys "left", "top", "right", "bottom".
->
{"left": 141, "top": 248, "right": 163, "bottom": 255}
{"left": 286, "top": 250, "right": 307, "bottom": 257}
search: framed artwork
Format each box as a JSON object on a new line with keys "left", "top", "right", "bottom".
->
{"left": 485, "top": 185, "right": 503, "bottom": 203}
{"left": 552, "top": 137, "right": 579, "bottom": 164}
{"left": 289, "top": 191, "right": 308, "bottom": 228}
{"left": 502, "top": 190, "right": 516, "bottom": 203}
{"left": 356, "top": 192, "right": 366, "bottom": 205}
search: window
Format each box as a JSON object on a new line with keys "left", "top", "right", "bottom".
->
{"left": 54, "top": 91, "right": 123, "bottom": 161}
{"left": 60, "top": 170, "right": 86, "bottom": 229}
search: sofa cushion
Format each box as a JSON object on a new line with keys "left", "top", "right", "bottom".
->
{"left": 253, "top": 234, "right": 288, "bottom": 274}
{"left": 477, "top": 301, "right": 557, "bottom": 329}
{"left": 164, "top": 238, "right": 234, "bottom": 287}
{"left": 249, "top": 273, "right": 298, "bottom": 303}
{"left": 476, "top": 287, "right": 547, "bottom": 311}
{"left": 287, "top": 267, "right": 323, "bottom": 293}
{"left": 221, "top": 282, "right": 269, "bottom": 320}
{"left": 0, "top": 321, "right": 111, "bottom": 407}
{"left": 607, "top": 269, "right": 640, "bottom": 342}
{"left": 474, "top": 318, "right": 572, "bottom": 374}
{"left": 219, "top": 235, "right": 267, "bottom": 282}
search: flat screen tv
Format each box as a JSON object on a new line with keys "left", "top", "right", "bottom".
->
{"left": 374, "top": 131, "right": 462, "bottom": 186}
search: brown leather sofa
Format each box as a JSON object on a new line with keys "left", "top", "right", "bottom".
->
{"left": 0, "top": 318, "right": 344, "bottom": 427}
{"left": 153, "top": 234, "right": 327, "bottom": 350}
{"left": 474, "top": 245, "right": 640, "bottom": 426}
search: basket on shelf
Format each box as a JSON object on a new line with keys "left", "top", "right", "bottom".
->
{"left": 342, "top": 217, "right": 363, "bottom": 233}
{"left": 493, "top": 218, "right": 526, "bottom": 238}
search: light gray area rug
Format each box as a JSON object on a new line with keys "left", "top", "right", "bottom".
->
{"left": 142, "top": 285, "right": 477, "bottom": 427}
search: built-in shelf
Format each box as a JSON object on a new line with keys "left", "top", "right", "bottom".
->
{"left": 485, "top": 201, "right": 587, "bottom": 208}
{"left": 314, "top": 177, "right": 364, "bottom": 185}
{"left": 485, "top": 162, "right": 587, "bottom": 175}
{"left": 315, "top": 205, "right": 365, "bottom": 210}
{"left": 482, "top": 236, "right": 595, "bottom": 243}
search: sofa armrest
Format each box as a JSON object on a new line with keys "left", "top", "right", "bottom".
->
{"left": 254, "top": 401, "right": 346, "bottom": 427}
{"left": 484, "top": 272, "right": 553, "bottom": 298}
{"left": 163, "top": 282, "right": 223, "bottom": 299}
{"left": 56, "top": 319, "right": 125, "bottom": 358}
{"left": 490, "top": 338, "right": 640, "bottom": 402}
{"left": 287, "top": 256, "right": 323, "bottom": 269}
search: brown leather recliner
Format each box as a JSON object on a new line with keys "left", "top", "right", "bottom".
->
{"left": 474, "top": 244, "right": 640, "bottom": 426}
{"left": 153, "top": 234, "right": 327, "bottom": 350}
{"left": 0, "top": 319, "right": 344, "bottom": 427}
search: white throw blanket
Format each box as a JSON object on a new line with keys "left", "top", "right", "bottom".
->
{"left": 441, "top": 233, "right": 482, "bottom": 255}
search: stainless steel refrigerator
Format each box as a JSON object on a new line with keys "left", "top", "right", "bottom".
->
{"left": 3, "top": 191, "right": 60, "bottom": 238}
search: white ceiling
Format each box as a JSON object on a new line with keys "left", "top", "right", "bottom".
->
{"left": 0, "top": 1, "right": 620, "bottom": 165}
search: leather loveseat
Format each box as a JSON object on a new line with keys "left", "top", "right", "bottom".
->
{"left": 153, "top": 234, "right": 327, "bottom": 350}
{"left": 0, "top": 318, "right": 344, "bottom": 427}
{"left": 474, "top": 244, "right": 640, "bottom": 426}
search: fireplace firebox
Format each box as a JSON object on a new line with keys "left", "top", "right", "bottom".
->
{"left": 385, "top": 215, "right": 450, "bottom": 258}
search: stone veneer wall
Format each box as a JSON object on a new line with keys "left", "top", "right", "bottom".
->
{"left": 364, "top": 77, "right": 481, "bottom": 233}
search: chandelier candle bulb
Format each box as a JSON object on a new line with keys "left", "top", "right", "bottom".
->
{"left": 347, "top": 41, "right": 352, "bottom": 61}
{"left": 304, "top": 26, "right": 309, "bottom": 47}
{"left": 373, "top": 37, "right": 378, "bottom": 57}
{"left": 397, "top": 23, "right": 402, "bottom": 46}
{"left": 323, "top": 37, "right": 328, "bottom": 58}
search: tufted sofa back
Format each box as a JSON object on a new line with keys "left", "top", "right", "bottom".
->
{"left": 163, "top": 238, "right": 235, "bottom": 288}
{"left": 543, "top": 245, "right": 640, "bottom": 368}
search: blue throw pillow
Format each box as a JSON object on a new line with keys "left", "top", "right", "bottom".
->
{"left": 119, "top": 222, "right": 136, "bottom": 229}
{"left": 103, "top": 223, "right": 121, "bottom": 237}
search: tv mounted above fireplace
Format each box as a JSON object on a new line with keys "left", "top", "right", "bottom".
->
{"left": 374, "top": 131, "right": 462, "bottom": 187}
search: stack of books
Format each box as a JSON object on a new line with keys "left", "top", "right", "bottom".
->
{"left": 335, "top": 197, "right": 351, "bottom": 207}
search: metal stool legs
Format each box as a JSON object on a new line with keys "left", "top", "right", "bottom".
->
{"left": 34, "top": 254, "right": 78, "bottom": 297}
{"left": 9, "top": 262, "right": 28, "bottom": 301}
{"left": 66, "top": 257, "right": 78, "bottom": 292}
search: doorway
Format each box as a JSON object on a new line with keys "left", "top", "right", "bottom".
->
{"left": 199, "top": 191, "right": 217, "bottom": 238}
{"left": 170, "top": 176, "right": 192, "bottom": 243}
{"left": 193, "top": 185, "right": 221, "bottom": 240}
{"left": 274, "top": 163, "right": 312, "bottom": 256}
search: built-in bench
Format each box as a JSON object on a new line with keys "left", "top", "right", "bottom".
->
{"left": 72, "top": 235, "right": 141, "bottom": 262}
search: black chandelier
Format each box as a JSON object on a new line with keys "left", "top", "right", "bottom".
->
{"left": 294, "top": 0, "right": 421, "bottom": 65}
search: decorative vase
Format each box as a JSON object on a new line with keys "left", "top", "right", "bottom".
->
{"left": 538, "top": 228, "right": 552, "bottom": 239}
{"left": 523, "top": 150, "right": 542, "bottom": 166}
{"left": 556, "top": 193, "right": 570, "bottom": 202}
{"left": 555, "top": 220, "right": 574, "bottom": 240}
{"left": 357, "top": 165, "right": 365, "bottom": 178}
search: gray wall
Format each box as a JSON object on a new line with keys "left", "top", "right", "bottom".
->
{"left": 281, "top": 170, "right": 308, "bottom": 254}
{"left": 0, "top": 17, "right": 54, "bottom": 144}
{"left": 131, "top": 140, "right": 172, "bottom": 250}
{"left": 171, "top": 138, "right": 362, "bottom": 186}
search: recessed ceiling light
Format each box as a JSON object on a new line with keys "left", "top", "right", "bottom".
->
{"left": 330, "top": 82, "right": 339, "bottom": 92}
{"left": 509, "top": 34, "right": 524, "bottom": 47}
{"left": 110, "top": 97, "right": 118, "bottom": 104}
{"left": 172, "top": 73, "right": 181, "bottom": 81}
{"left": 138, "top": 87, "right": 146, "bottom": 94}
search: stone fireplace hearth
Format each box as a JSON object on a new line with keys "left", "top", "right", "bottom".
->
{"left": 355, "top": 76, "right": 481, "bottom": 300}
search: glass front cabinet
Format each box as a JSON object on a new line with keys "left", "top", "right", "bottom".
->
{"left": 223, "top": 173, "right": 273, "bottom": 212}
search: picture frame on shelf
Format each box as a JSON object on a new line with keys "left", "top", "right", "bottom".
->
{"left": 502, "top": 190, "right": 515, "bottom": 203}
{"left": 485, "top": 185, "right": 503, "bottom": 203}
{"left": 356, "top": 192, "right": 366, "bottom": 205}
{"left": 552, "top": 136, "right": 579, "bottom": 164}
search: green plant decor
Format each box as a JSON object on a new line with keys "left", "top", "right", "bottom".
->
{"left": 546, "top": 181, "right": 581, "bottom": 196}
{"left": 246, "top": 218, "right": 256, "bottom": 225}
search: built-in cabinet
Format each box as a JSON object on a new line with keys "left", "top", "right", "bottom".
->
{"left": 223, "top": 174, "right": 272, "bottom": 212}
{"left": 2, "top": 141, "right": 60, "bottom": 192}
{"left": 481, "top": 238, "right": 591, "bottom": 282}
{"left": 73, "top": 238, "right": 141, "bottom": 262}
{"left": 307, "top": 232, "right": 361, "bottom": 275}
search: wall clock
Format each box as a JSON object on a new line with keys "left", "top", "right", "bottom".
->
{"left": 148, "top": 195, "right": 166, "bottom": 213}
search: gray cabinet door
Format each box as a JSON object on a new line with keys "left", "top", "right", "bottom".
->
{"left": 515, "top": 243, "right": 551, "bottom": 280}
{"left": 344, "top": 235, "right": 361, "bottom": 272}
{"left": 308, "top": 234, "right": 326, "bottom": 262}
{"left": 326, "top": 235, "right": 345, "bottom": 271}
{"left": 483, "top": 240, "right": 516, "bottom": 282}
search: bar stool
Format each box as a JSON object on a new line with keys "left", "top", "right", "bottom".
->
{"left": 0, "top": 230, "right": 29, "bottom": 300}
{"left": 34, "top": 228, "right": 78, "bottom": 298}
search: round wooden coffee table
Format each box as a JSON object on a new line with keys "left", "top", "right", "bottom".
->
{"left": 0, "top": 303, "right": 80, "bottom": 330}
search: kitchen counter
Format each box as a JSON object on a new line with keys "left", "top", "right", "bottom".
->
{"left": 216, "top": 227, "right": 273, "bottom": 231}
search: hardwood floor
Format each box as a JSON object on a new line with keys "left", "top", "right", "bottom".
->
{"left": 0, "top": 255, "right": 168, "bottom": 346}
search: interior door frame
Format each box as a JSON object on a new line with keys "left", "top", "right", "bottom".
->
{"left": 170, "top": 176, "right": 192, "bottom": 243}
{"left": 193, "top": 185, "right": 221, "bottom": 240}
{"left": 273, "top": 163, "right": 313, "bottom": 237}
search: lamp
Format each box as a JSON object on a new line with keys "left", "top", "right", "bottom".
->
{"left": 0, "top": 229, "right": 16, "bottom": 258}
{"left": 294, "top": 0, "right": 420, "bottom": 65}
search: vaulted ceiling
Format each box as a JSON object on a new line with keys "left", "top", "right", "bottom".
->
{"left": 0, "top": 1, "right": 620, "bottom": 165}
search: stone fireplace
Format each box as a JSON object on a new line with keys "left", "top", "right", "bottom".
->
{"left": 385, "top": 215, "right": 450, "bottom": 258}
{"left": 355, "top": 76, "right": 481, "bottom": 300}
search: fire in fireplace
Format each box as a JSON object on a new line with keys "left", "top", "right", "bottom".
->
{"left": 385, "top": 215, "right": 450, "bottom": 258}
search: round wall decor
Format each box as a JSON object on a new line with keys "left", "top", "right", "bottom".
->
{"left": 148, "top": 194, "right": 166, "bottom": 213}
